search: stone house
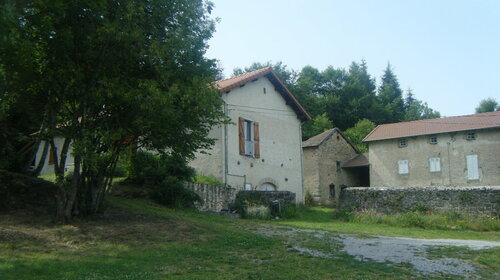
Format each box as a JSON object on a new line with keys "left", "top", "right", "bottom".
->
{"left": 189, "top": 67, "right": 311, "bottom": 202}
{"left": 363, "top": 111, "right": 500, "bottom": 188}
{"left": 302, "top": 128, "right": 368, "bottom": 206}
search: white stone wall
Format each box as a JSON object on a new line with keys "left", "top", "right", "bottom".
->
{"left": 190, "top": 77, "right": 305, "bottom": 202}
{"left": 369, "top": 129, "right": 500, "bottom": 187}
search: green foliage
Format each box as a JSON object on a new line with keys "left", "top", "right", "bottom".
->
{"left": 280, "top": 204, "right": 300, "bottom": 219}
{"left": 403, "top": 88, "right": 440, "bottom": 121}
{"left": 126, "top": 151, "right": 200, "bottom": 208}
{"left": 475, "top": 97, "right": 499, "bottom": 113}
{"left": 1, "top": 0, "right": 224, "bottom": 220}
{"left": 331, "top": 207, "right": 500, "bottom": 232}
{"left": 193, "top": 174, "right": 224, "bottom": 186}
{"left": 343, "top": 119, "right": 376, "bottom": 152}
{"left": 234, "top": 60, "right": 441, "bottom": 136}
{"left": 302, "top": 113, "right": 333, "bottom": 140}
{"left": 244, "top": 205, "right": 272, "bottom": 220}
{"left": 332, "top": 207, "right": 356, "bottom": 222}
{"left": 304, "top": 191, "right": 315, "bottom": 206}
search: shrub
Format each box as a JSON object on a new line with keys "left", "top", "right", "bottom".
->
{"left": 122, "top": 151, "right": 200, "bottom": 208}
{"left": 304, "top": 191, "right": 314, "bottom": 206}
{"left": 245, "top": 205, "right": 271, "bottom": 220}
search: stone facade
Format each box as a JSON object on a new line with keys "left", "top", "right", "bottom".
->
{"left": 303, "top": 129, "right": 363, "bottom": 206}
{"left": 339, "top": 186, "right": 500, "bottom": 215}
{"left": 190, "top": 73, "right": 306, "bottom": 202}
{"left": 368, "top": 128, "right": 500, "bottom": 188}
{"left": 186, "top": 182, "right": 237, "bottom": 212}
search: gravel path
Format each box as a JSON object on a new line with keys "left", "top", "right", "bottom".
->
{"left": 248, "top": 224, "right": 500, "bottom": 278}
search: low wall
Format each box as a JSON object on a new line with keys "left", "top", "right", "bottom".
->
{"left": 236, "top": 191, "right": 296, "bottom": 207}
{"left": 339, "top": 186, "right": 500, "bottom": 215}
{"left": 186, "top": 182, "right": 237, "bottom": 212}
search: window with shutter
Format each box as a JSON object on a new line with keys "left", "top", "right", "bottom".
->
{"left": 466, "top": 155, "right": 479, "bottom": 180}
{"left": 239, "top": 117, "right": 260, "bottom": 158}
{"left": 398, "top": 160, "right": 409, "bottom": 174}
{"left": 429, "top": 157, "right": 441, "bottom": 172}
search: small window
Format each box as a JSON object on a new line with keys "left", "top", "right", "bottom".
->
{"left": 244, "top": 120, "right": 254, "bottom": 156}
{"left": 398, "top": 160, "right": 409, "bottom": 174}
{"left": 429, "top": 157, "right": 441, "bottom": 172}
{"left": 429, "top": 136, "right": 437, "bottom": 144}
{"left": 329, "top": 184, "right": 335, "bottom": 199}
{"left": 263, "top": 87, "right": 266, "bottom": 94}
{"left": 466, "top": 132, "right": 476, "bottom": 141}
{"left": 336, "top": 161, "right": 341, "bottom": 172}
{"left": 398, "top": 139, "right": 407, "bottom": 148}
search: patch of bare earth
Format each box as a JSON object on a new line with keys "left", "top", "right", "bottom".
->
{"left": 0, "top": 206, "right": 197, "bottom": 252}
{"left": 243, "top": 223, "right": 500, "bottom": 278}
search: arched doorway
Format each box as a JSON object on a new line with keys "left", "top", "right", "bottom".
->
{"left": 258, "top": 182, "right": 277, "bottom": 191}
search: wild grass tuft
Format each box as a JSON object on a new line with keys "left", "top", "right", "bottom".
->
{"left": 334, "top": 207, "right": 500, "bottom": 232}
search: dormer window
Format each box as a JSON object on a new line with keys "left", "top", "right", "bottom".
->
{"left": 429, "top": 136, "right": 438, "bottom": 144}
{"left": 466, "top": 132, "right": 476, "bottom": 141}
{"left": 398, "top": 139, "right": 407, "bottom": 148}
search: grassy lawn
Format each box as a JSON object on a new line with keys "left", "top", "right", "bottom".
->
{"left": 274, "top": 207, "right": 500, "bottom": 242}
{"left": 0, "top": 198, "right": 498, "bottom": 279}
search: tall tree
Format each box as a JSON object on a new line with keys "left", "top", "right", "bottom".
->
{"left": 343, "top": 119, "right": 376, "bottom": 153}
{"left": 1, "top": 0, "right": 225, "bottom": 222}
{"left": 378, "top": 63, "right": 404, "bottom": 123}
{"left": 475, "top": 98, "right": 499, "bottom": 113}
{"left": 403, "top": 88, "right": 440, "bottom": 121}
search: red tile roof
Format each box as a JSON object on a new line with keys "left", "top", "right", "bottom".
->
{"left": 363, "top": 111, "right": 500, "bottom": 142}
{"left": 216, "top": 67, "right": 311, "bottom": 121}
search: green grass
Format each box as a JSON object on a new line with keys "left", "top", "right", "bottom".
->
{"left": 192, "top": 174, "right": 224, "bottom": 186}
{"left": 0, "top": 198, "right": 499, "bottom": 279}
{"left": 274, "top": 207, "right": 500, "bottom": 241}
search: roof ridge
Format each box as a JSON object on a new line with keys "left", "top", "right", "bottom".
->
{"left": 216, "top": 66, "right": 272, "bottom": 83}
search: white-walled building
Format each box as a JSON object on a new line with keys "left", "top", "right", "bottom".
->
{"left": 189, "top": 67, "right": 311, "bottom": 201}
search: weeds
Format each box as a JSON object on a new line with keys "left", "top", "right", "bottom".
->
{"left": 332, "top": 207, "right": 500, "bottom": 232}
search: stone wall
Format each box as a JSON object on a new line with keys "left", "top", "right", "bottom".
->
{"left": 186, "top": 182, "right": 237, "bottom": 212}
{"left": 235, "top": 190, "right": 296, "bottom": 207}
{"left": 339, "top": 186, "right": 500, "bottom": 215}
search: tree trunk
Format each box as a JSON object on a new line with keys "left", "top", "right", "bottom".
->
{"left": 33, "top": 141, "right": 49, "bottom": 176}
{"left": 58, "top": 137, "right": 71, "bottom": 175}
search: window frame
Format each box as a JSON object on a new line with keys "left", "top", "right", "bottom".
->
{"left": 466, "top": 132, "right": 476, "bottom": 141}
{"left": 429, "top": 157, "right": 441, "bottom": 172}
{"left": 398, "top": 160, "right": 409, "bottom": 175}
{"left": 398, "top": 139, "right": 407, "bottom": 148}
{"left": 243, "top": 119, "right": 254, "bottom": 156}
{"left": 429, "top": 136, "right": 438, "bottom": 144}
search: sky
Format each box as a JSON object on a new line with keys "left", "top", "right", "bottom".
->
{"left": 205, "top": 0, "right": 500, "bottom": 117}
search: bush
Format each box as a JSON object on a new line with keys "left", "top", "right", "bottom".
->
{"left": 0, "top": 169, "right": 57, "bottom": 212}
{"left": 304, "top": 191, "right": 314, "bottom": 206}
{"left": 152, "top": 176, "right": 202, "bottom": 208}
{"left": 245, "top": 205, "right": 272, "bottom": 220}
{"left": 122, "top": 151, "right": 200, "bottom": 208}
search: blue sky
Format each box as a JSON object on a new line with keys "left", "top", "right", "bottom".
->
{"left": 205, "top": 0, "right": 500, "bottom": 117}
